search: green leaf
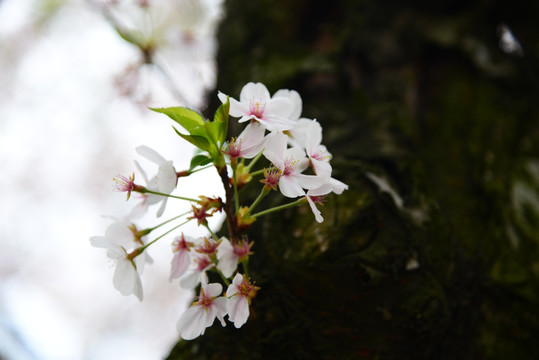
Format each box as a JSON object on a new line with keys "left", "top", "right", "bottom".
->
{"left": 151, "top": 107, "right": 205, "bottom": 133}
{"left": 213, "top": 97, "right": 230, "bottom": 146}
{"left": 172, "top": 126, "right": 212, "bottom": 152}
{"left": 189, "top": 154, "right": 213, "bottom": 171}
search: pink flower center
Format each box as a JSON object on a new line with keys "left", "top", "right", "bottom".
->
{"left": 196, "top": 256, "right": 212, "bottom": 271}
{"left": 196, "top": 238, "right": 220, "bottom": 255}
{"left": 172, "top": 235, "right": 193, "bottom": 253}
{"left": 237, "top": 277, "right": 259, "bottom": 299}
{"left": 249, "top": 99, "right": 266, "bottom": 118}
{"left": 196, "top": 288, "right": 214, "bottom": 309}
{"left": 310, "top": 149, "right": 331, "bottom": 161}
{"left": 282, "top": 158, "right": 297, "bottom": 177}
{"left": 227, "top": 138, "right": 242, "bottom": 159}
{"left": 113, "top": 174, "right": 135, "bottom": 192}
{"left": 233, "top": 241, "right": 251, "bottom": 258}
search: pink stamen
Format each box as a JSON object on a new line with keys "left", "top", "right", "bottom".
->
{"left": 249, "top": 99, "right": 266, "bottom": 118}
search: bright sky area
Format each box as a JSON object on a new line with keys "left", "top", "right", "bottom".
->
{"left": 0, "top": 0, "right": 224, "bottom": 358}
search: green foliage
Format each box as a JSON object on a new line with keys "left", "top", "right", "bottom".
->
{"left": 152, "top": 100, "right": 230, "bottom": 163}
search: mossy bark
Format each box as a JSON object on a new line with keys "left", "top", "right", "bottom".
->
{"left": 167, "top": 1, "right": 539, "bottom": 358}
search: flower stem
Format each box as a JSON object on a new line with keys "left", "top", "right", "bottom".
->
{"left": 248, "top": 187, "right": 270, "bottom": 213}
{"left": 188, "top": 164, "right": 214, "bottom": 174}
{"left": 249, "top": 169, "right": 265, "bottom": 177}
{"left": 242, "top": 258, "right": 250, "bottom": 279}
{"left": 204, "top": 224, "right": 219, "bottom": 242}
{"left": 213, "top": 268, "right": 230, "bottom": 286}
{"left": 251, "top": 198, "right": 306, "bottom": 218}
{"left": 139, "top": 189, "right": 199, "bottom": 203}
{"left": 148, "top": 211, "right": 190, "bottom": 232}
{"left": 245, "top": 152, "right": 263, "bottom": 171}
{"left": 139, "top": 219, "right": 190, "bottom": 252}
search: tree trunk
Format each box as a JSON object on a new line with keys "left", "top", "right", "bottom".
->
{"left": 167, "top": 1, "right": 539, "bottom": 358}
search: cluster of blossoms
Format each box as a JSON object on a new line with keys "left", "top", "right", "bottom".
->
{"left": 91, "top": 82, "right": 347, "bottom": 340}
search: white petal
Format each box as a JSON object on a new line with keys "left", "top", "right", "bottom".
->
{"left": 136, "top": 145, "right": 166, "bottom": 165}
{"left": 157, "top": 161, "right": 177, "bottom": 194}
{"left": 177, "top": 306, "right": 206, "bottom": 340}
{"left": 155, "top": 197, "right": 168, "bottom": 218}
{"left": 113, "top": 258, "right": 142, "bottom": 300}
{"left": 227, "top": 296, "right": 250, "bottom": 328}
{"left": 265, "top": 96, "right": 293, "bottom": 118}
{"left": 273, "top": 89, "right": 302, "bottom": 121}
{"left": 329, "top": 177, "right": 348, "bottom": 194}
{"left": 229, "top": 96, "right": 250, "bottom": 118}
{"left": 169, "top": 250, "right": 191, "bottom": 280}
{"left": 237, "top": 123, "right": 266, "bottom": 158}
{"left": 213, "top": 297, "right": 228, "bottom": 327}
{"left": 134, "top": 160, "right": 149, "bottom": 183}
{"left": 311, "top": 158, "right": 332, "bottom": 179}
{"left": 279, "top": 176, "right": 306, "bottom": 198}
{"left": 217, "top": 253, "right": 238, "bottom": 278}
{"left": 257, "top": 114, "right": 296, "bottom": 132}
{"left": 105, "top": 221, "right": 133, "bottom": 248}
{"left": 204, "top": 282, "right": 224, "bottom": 298}
{"left": 89, "top": 236, "right": 110, "bottom": 249}
{"left": 226, "top": 274, "right": 242, "bottom": 297}
{"left": 217, "top": 237, "right": 233, "bottom": 259}
{"left": 263, "top": 132, "right": 287, "bottom": 168}
{"left": 240, "top": 82, "right": 270, "bottom": 103}
{"left": 295, "top": 173, "right": 326, "bottom": 191}
{"left": 179, "top": 269, "right": 202, "bottom": 289}
{"left": 304, "top": 121, "right": 323, "bottom": 151}
{"left": 307, "top": 196, "right": 324, "bottom": 223}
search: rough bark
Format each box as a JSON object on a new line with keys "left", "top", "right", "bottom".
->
{"left": 167, "top": 1, "right": 539, "bottom": 359}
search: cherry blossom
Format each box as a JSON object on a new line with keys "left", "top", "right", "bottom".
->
{"left": 226, "top": 273, "right": 260, "bottom": 328}
{"left": 135, "top": 145, "right": 177, "bottom": 217}
{"left": 226, "top": 122, "right": 266, "bottom": 160}
{"left": 177, "top": 283, "right": 227, "bottom": 340}
{"left": 273, "top": 88, "right": 303, "bottom": 122}
{"left": 90, "top": 237, "right": 145, "bottom": 301}
{"left": 169, "top": 234, "right": 195, "bottom": 281}
{"left": 217, "top": 237, "right": 252, "bottom": 278}
{"left": 218, "top": 82, "right": 295, "bottom": 132}
{"left": 179, "top": 253, "right": 214, "bottom": 289}
{"left": 263, "top": 132, "right": 324, "bottom": 198}
{"left": 305, "top": 177, "right": 349, "bottom": 222}
{"left": 289, "top": 119, "right": 332, "bottom": 178}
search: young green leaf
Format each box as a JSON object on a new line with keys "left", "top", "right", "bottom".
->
{"left": 189, "top": 154, "right": 213, "bottom": 171}
{"left": 151, "top": 107, "right": 205, "bottom": 133}
{"left": 172, "top": 127, "right": 212, "bottom": 153}
{"left": 213, "top": 97, "right": 230, "bottom": 146}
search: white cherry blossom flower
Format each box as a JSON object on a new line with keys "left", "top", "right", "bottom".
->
{"left": 179, "top": 253, "right": 214, "bottom": 289}
{"left": 135, "top": 145, "right": 177, "bottom": 217}
{"left": 169, "top": 234, "right": 195, "bottom": 281}
{"left": 263, "top": 132, "right": 325, "bottom": 198}
{"left": 90, "top": 237, "right": 145, "bottom": 301}
{"left": 226, "top": 273, "right": 260, "bottom": 328}
{"left": 226, "top": 122, "right": 266, "bottom": 160}
{"left": 218, "top": 82, "right": 295, "bottom": 132}
{"left": 177, "top": 282, "right": 227, "bottom": 340}
{"left": 273, "top": 88, "right": 302, "bottom": 122}
{"left": 217, "top": 237, "right": 252, "bottom": 278}
{"left": 305, "top": 177, "right": 349, "bottom": 223}
{"left": 290, "top": 119, "right": 332, "bottom": 178}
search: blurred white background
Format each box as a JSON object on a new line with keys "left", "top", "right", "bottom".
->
{"left": 0, "top": 0, "right": 224, "bottom": 358}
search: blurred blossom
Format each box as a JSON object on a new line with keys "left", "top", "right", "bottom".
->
{"left": 95, "top": 0, "right": 222, "bottom": 107}
{"left": 0, "top": 0, "right": 223, "bottom": 359}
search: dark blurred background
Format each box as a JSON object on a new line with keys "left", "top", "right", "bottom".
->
{"left": 168, "top": 0, "right": 539, "bottom": 359}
